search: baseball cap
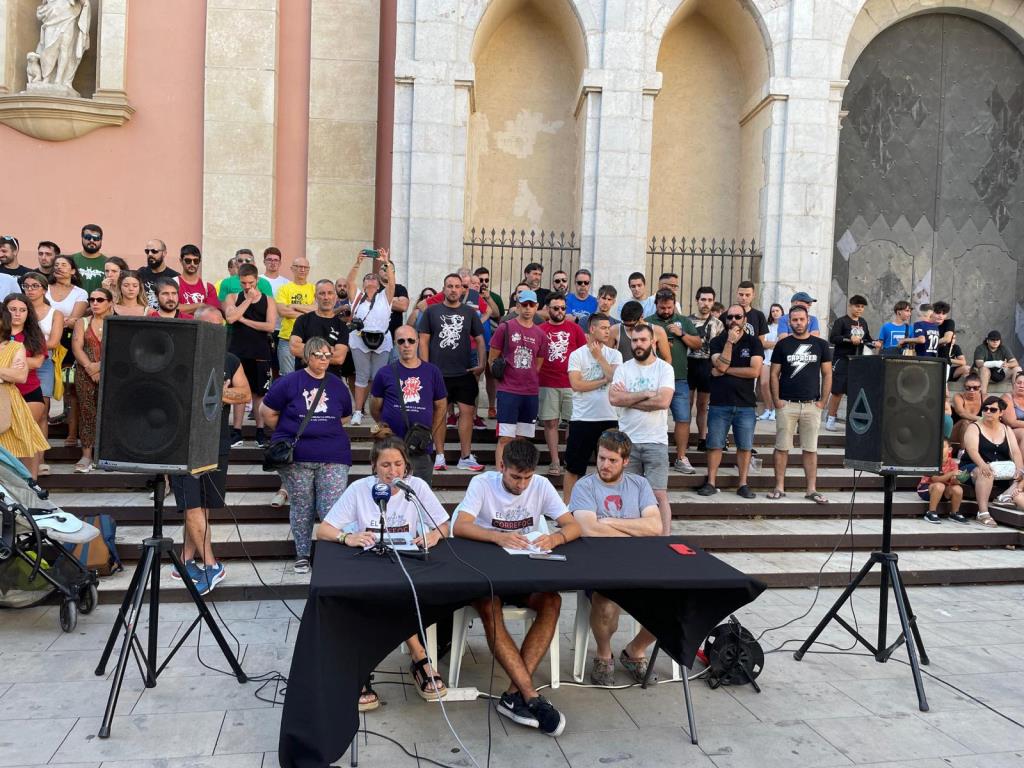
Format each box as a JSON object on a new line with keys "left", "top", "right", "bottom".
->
{"left": 791, "top": 291, "right": 816, "bottom": 304}
{"left": 986, "top": 330, "right": 1002, "bottom": 342}
{"left": 518, "top": 289, "right": 538, "bottom": 305}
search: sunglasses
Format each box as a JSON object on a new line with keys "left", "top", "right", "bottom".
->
{"left": 396, "top": 338, "right": 417, "bottom": 346}
{"left": 965, "top": 385, "right": 980, "bottom": 391}
{"left": 89, "top": 297, "right": 108, "bottom": 304}
{"left": 553, "top": 278, "right": 568, "bottom": 283}
{"left": 181, "top": 257, "right": 200, "bottom": 265}
{"left": 576, "top": 280, "right": 590, "bottom": 286}
{"left": 726, "top": 313, "right": 745, "bottom": 320}
{"left": 983, "top": 406, "right": 1001, "bottom": 413}
{"left": 144, "top": 248, "right": 162, "bottom": 255}
{"left": 82, "top": 234, "right": 102, "bottom": 242}
{"left": 309, "top": 352, "right": 331, "bottom": 360}
{"left": 236, "top": 258, "right": 254, "bottom": 264}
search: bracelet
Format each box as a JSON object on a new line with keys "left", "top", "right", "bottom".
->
{"left": 338, "top": 531, "right": 348, "bottom": 545}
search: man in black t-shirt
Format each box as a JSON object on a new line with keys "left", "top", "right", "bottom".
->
{"left": 419, "top": 273, "right": 486, "bottom": 472}
{"left": 770, "top": 305, "right": 833, "bottom": 502}
{"left": 698, "top": 304, "right": 764, "bottom": 499}
{"left": 137, "top": 239, "right": 180, "bottom": 309}
{"left": 735, "top": 280, "right": 768, "bottom": 343}
{"left": 290, "top": 279, "right": 350, "bottom": 378}
{"left": 826, "top": 295, "right": 880, "bottom": 431}
{"left": 932, "top": 301, "right": 955, "bottom": 358}
{"left": 388, "top": 282, "right": 409, "bottom": 337}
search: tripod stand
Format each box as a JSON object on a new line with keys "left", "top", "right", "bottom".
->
{"left": 794, "top": 473, "right": 930, "bottom": 711}
{"left": 95, "top": 475, "right": 247, "bottom": 737}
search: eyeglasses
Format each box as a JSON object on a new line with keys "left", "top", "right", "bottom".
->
{"left": 181, "top": 258, "right": 200, "bottom": 265}
{"left": 576, "top": 280, "right": 590, "bottom": 286}
{"left": 726, "top": 313, "right": 745, "bottom": 320}
{"left": 292, "top": 265, "right": 310, "bottom": 271}
{"left": 982, "top": 406, "right": 1001, "bottom": 413}
{"left": 144, "top": 248, "right": 162, "bottom": 255}
{"left": 965, "top": 385, "right": 980, "bottom": 391}
{"left": 22, "top": 283, "right": 42, "bottom": 290}
{"left": 396, "top": 338, "right": 417, "bottom": 346}
{"left": 82, "top": 234, "right": 101, "bottom": 242}
{"left": 88, "top": 297, "right": 108, "bottom": 304}
{"left": 309, "top": 352, "right": 331, "bottom": 360}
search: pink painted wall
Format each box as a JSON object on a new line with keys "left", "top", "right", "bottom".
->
{"left": 0, "top": 2, "right": 207, "bottom": 270}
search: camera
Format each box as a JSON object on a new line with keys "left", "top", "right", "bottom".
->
{"left": 347, "top": 317, "right": 364, "bottom": 332}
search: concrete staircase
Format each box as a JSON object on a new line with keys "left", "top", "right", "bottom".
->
{"left": 40, "top": 415, "right": 1024, "bottom": 603}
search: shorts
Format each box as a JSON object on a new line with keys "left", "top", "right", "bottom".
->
{"left": 687, "top": 357, "right": 712, "bottom": 393}
{"left": 445, "top": 373, "right": 479, "bottom": 407}
{"left": 171, "top": 454, "right": 229, "bottom": 510}
{"left": 38, "top": 356, "right": 54, "bottom": 398}
{"left": 496, "top": 391, "right": 538, "bottom": 438}
{"left": 670, "top": 379, "right": 690, "bottom": 422}
{"left": 564, "top": 419, "right": 618, "bottom": 476}
{"left": 830, "top": 357, "right": 849, "bottom": 396}
{"left": 625, "top": 441, "right": 668, "bottom": 490}
{"left": 240, "top": 358, "right": 272, "bottom": 397}
{"left": 21, "top": 387, "right": 43, "bottom": 404}
{"left": 538, "top": 387, "right": 572, "bottom": 421}
{"left": 774, "top": 401, "right": 822, "bottom": 452}
{"left": 707, "top": 405, "right": 756, "bottom": 451}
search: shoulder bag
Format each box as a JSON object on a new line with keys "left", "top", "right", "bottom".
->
{"left": 354, "top": 292, "right": 386, "bottom": 351}
{"left": 262, "top": 375, "right": 329, "bottom": 471}
{"left": 393, "top": 362, "right": 434, "bottom": 456}
{"left": 490, "top": 321, "right": 509, "bottom": 381}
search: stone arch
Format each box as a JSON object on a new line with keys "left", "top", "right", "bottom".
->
{"left": 463, "top": 0, "right": 587, "bottom": 236}
{"left": 647, "top": 0, "right": 772, "bottom": 250}
{"left": 459, "top": 0, "right": 595, "bottom": 70}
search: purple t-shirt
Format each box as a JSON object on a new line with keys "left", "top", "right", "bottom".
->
{"left": 490, "top": 319, "right": 549, "bottom": 395}
{"left": 370, "top": 361, "right": 447, "bottom": 446}
{"left": 262, "top": 370, "right": 353, "bottom": 464}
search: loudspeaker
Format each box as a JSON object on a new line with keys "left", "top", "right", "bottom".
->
{"left": 844, "top": 356, "right": 945, "bottom": 474}
{"left": 96, "top": 317, "right": 226, "bottom": 475}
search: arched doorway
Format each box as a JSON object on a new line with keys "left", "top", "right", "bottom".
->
{"left": 832, "top": 12, "right": 1024, "bottom": 351}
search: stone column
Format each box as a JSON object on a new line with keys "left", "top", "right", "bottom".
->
{"left": 94, "top": 0, "right": 129, "bottom": 104}
{"left": 202, "top": 0, "right": 279, "bottom": 265}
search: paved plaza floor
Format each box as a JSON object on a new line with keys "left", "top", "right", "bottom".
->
{"left": 2, "top": 584, "right": 1023, "bottom": 768}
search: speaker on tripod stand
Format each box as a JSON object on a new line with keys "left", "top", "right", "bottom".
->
{"left": 92, "top": 318, "right": 246, "bottom": 738}
{"left": 794, "top": 355, "right": 945, "bottom": 712}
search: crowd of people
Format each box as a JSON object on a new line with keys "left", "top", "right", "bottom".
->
{"left": 2, "top": 224, "right": 1023, "bottom": 725}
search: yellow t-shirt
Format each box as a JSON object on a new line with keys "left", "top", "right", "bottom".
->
{"left": 275, "top": 282, "right": 317, "bottom": 339}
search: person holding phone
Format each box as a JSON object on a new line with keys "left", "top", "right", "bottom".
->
{"left": 345, "top": 248, "right": 396, "bottom": 425}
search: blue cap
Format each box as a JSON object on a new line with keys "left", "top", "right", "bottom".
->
{"left": 518, "top": 289, "right": 538, "bottom": 304}
{"left": 791, "top": 291, "right": 816, "bottom": 304}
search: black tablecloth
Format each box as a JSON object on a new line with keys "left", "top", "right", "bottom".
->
{"left": 278, "top": 537, "right": 765, "bottom": 768}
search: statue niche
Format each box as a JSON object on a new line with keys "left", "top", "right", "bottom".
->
{"left": 25, "top": 0, "right": 92, "bottom": 97}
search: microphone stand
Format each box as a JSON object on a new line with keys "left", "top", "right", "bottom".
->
{"left": 398, "top": 485, "right": 432, "bottom": 561}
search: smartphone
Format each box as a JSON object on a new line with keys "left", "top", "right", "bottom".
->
{"left": 529, "top": 553, "right": 566, "bottom": 561}
{"left": 360, "top": 248, "right": 379, "bottom": 258}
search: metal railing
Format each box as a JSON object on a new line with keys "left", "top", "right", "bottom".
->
{"left": 464, "top": 228, "right": 580, "bottom": 300}
{"left": 646, "top": 236, "right": 762, "bottom": 314}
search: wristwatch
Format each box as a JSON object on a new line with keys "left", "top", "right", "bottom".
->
{"left": 336, "top": 531, "right": 348, "bottom": 545}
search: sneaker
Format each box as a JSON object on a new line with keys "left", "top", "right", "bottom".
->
{"left": 496, "top": 691, "right": 539, "bottom": 729}
{"left": 270, "top": 489, "right": 289, "bottom": 508}
{"left": 923, "top": 511, "right": 941, "bottom": 524}
{"left": 230, "top": 428, "right": 243, "bottom": 448}
{"left": 446, "top": 414, "right": 458, "bottom": 427}
{"left": 350, "top": 411, "right": 363, "bottom": 427}
{"left": 473, "top": 416, "right": 487, "bottom": 430}
{"left": 673, "top": 457, "right": 696, "bottom": 474}
{"left": 195, "top": 563, "right": 225, "bottom": 596}
{"left": 293, "top": 557, "right": 310, "bottom": 574}
{"left": 697, "top": 482, "right": 718, "bottom": 496}
{"left": 757, "top": 409, "right": 773, "bottom": 421}
{"left": 254, "top": 428, "right": 269, "bottom": 448}
{"left": 697, "top": 438, "right": 707, "bottom": 452}
{"left": 171, "top": 558, "right": 199, "bottom": 582}
{"left": 768, "top": 410, "right": 776, "bottom": 421}
{"left": 949, "top": 512, "right": 969, "bottom": 525}
{"left": 736, "top": 485, "right": 756, "bottom": 499}
{"left": 825, "top": 415, "right": 837, "bottom": 431}
{"left": 526, "top": 696, "right": 566, "bottom": 737}
{"left": 434, "top": 454, "right": 447, "bottom": 472}
{"left": 590, "top": 656, "right": 615, "bottom": 686}
{"left": 457, "top": 454, "right": 484, "bottom": 472}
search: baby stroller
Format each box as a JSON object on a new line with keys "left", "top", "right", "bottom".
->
{"left": 0, "top": 446, "right": 100, "bottom": 631}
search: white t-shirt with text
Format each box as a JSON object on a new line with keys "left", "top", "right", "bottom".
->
{"left": 324, "top": 475, "right": 449, "bottom": 536}
{"left": 567, "top": 344, "right": 622, "bottom": 422}
{"left": 455, "top": 471, "right": 566, "bottom": 534}
{"left": 611, "top": 357, "right": 675, "bottom": 445}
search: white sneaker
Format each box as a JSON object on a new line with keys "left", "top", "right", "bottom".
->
{"left": 757, "top": 410, "right": 773, "bottom": 421}
{"left": 457, "top": 454, "right": 484, "bottom": 472}
{"left": 825, "top": 415, "right": 837, "bottom": 431}
{"left": 350, "top": 411, "right": 363, "bottom": 426}
{"left": 434, "top": 454, "right": 447, "bottom": 471}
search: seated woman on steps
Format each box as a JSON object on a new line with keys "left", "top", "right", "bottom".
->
{"left": 960, "top": 396, "right": 1024, "bottom": 528}
{"left": 317, "top": 433, "right": 450, "bottom": 710}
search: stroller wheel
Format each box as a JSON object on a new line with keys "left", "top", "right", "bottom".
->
{"left": 60, "top": 598, "right": 78, "bottom": 632}
{"left": 79, "top": 584, "right": 98, "bottom": 615}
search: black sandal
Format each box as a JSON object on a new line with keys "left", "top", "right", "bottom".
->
{"left": 410, "top": 657, "right": 447, "bottom": 701}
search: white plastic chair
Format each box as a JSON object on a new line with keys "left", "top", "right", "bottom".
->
{"left": 572, "top": 590, "right": 681, "bottom": 683}
{"left": 447, "top": 517, "right": 560, "bottom": 689}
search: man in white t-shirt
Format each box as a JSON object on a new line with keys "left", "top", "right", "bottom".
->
{"left": 565, "top": 312, "right": 622, "bottom": 502}
{"left": 453, "top": 438, "right": 580, "bottom": 737}
{"left": 609, "top": 323, "right": 675, "bottom": 534}
{"left": 570, "top": 429, "right": 661, "bottom": 686}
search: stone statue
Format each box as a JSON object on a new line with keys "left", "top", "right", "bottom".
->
{"left": 25, "top": 0, "right": 92, "bottom": 96}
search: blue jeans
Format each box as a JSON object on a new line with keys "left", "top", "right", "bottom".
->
{"left": 707, "top": 405, "right": 756, "bottom": 451}
{"left": 670, "top": 379, "right": 691, "bottom": 422}
{"left": 277, "top": 338, "right": 296, "bottom": 375}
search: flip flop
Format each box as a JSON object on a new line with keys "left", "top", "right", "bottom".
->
{"left": 767, "top": 489, "right": 785, "bottom": 500}
{"left": 805, "top": 491, "right": 829, "bottom": 504}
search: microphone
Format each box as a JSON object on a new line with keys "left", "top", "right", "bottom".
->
{"left": 394, "top": 478, "right": 417, "bottom": 496}
{"left": 370, "top": 481, "right": 392, "bottom": 557}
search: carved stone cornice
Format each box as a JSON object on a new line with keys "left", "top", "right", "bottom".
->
{"left": 0, "top": 93, "right": 134, "bottom": 141}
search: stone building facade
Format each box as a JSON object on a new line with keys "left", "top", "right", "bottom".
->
{"left": 2, "top": 0, "right": 1023, "bottom": 346}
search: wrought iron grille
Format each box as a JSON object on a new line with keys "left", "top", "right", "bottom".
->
{"left": 463, "top": 228, "right": 581, "bottom": 301}
{"left": 646, "top": 237, "right": 762, "bottom": 314}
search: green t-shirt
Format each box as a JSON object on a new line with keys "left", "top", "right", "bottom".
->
{"left": 71, "top": 252, "right": 106, "bottom": 293}
{"left": 646, "top": 311, "right": 697, "bottom": 380}
{"left": 217, "top": 274, "right": 274, "bottom": 302}
{"left": 487, "top": 292, "right": 506, "bottom": 329}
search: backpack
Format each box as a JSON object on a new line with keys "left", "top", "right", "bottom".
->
{"left": 65, "top": 514, "right": 123, "bottom": 576}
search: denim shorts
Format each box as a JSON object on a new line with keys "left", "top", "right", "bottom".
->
{"left": 670, "top": 379, "right": 691, "bottom": 422}
{"left": 707, "top": 405, "right": 756, "bottom": 451}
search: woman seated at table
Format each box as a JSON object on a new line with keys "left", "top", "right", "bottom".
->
{"left": 318, "top": 432, "right": 450, "bottom": 708}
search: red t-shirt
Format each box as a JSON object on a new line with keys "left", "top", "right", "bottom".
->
{"left": 176, "top": 276, "right": 221, "bottom": 310}
{"left": 426, "top": 290, "right": 488, "bottom": 315}
{"left": 12, "top": 332, "right": 41, "bottom": 396}
{"left": 490, "top": 318, "right": 548, "bottom": 395}
{"left": 538, "top": 320, "right": 587, "bottom": 389}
